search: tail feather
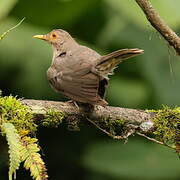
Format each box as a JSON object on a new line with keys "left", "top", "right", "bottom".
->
{"left": 95, "top": 48, "right": 144, "bottom": 76}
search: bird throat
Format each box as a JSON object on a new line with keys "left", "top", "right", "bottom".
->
{"left": 52, "top": 39, "right": 78, "bottom": 60}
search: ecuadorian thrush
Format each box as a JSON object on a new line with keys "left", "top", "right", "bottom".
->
{"left": 33, "top": 29, "right": 144, "bottom": 106}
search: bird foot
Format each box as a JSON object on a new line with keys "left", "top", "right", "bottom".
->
{"left": 66, "top": 100, "right": 80, "bottom": 110}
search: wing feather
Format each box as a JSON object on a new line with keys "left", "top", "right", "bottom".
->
{"left": 48, "top": 68, "right": 107, "bottom": 105}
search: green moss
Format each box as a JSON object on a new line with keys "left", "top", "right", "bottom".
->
{"left": 97, "top": 116, "right": 125, "bottom": 135}
{"left": 115, "top": 118, "right": 125, "bottom": 125}
{"left": 151, "top": 106, "right": 180, "bottom": 147}
{"left": 0, "top": 96, "right": 37, "bottom": 135}
{"left": 43, "top": 109, "right": 80, "bottom": 131}
{"left": 42, "top": 109, "right": 66, "bottom": 128}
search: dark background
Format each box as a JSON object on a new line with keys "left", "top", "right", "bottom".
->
{"left": 0, "top": 0, "right": 180, "bottom": 179}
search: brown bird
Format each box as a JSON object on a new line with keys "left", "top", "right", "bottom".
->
{"left": 33, "top": 29, "right": 144, "bottom": 106}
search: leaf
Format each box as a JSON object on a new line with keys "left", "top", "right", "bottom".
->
{"left": 1, "top": 122, "right": 22, "bottom": 180}
{"left": 21, "top": 136, "right": 48, "bottom": 180}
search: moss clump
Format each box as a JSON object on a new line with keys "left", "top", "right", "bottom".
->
{"left": 152, "top": 106, "right": 180, "bottom": 147}
{"left": 98, "top": 117, "right": 125, "bottom": 136}
{"left": 0, "top": 96, "right": 37, "bottom": 135}
{"left": 42, "top": 109, "right": 66, "bottom": 128}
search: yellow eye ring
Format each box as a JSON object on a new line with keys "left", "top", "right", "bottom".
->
{"left": 51, "top": 33, "right": 57, "bottom": 40}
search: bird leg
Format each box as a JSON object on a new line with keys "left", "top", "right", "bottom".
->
{"left": 66, "top": 100, "right": 80, "bottom": 110}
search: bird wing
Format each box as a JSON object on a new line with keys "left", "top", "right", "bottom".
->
{"left": 48, "top": 62, "right": 107, "bottom": 105}
{"left": 92, "top": 48, "right": 144, "bottom": 77}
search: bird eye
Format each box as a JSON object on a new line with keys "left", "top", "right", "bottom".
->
{"left": 51, "top": 33, "right": 57, "bottom": 39}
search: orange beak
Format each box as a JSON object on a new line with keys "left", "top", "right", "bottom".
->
{"left": 33, "top": 34, "right": 47, "bottom": 40}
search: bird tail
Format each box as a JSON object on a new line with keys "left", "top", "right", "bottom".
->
{"left": 95, "top": 48, "right": 144, "bottom": 76}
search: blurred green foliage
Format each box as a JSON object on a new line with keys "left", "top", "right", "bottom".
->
{"left": 0, "top": 0, "right": 180, "bottom": 179}
{"left": 83, "top": 139, "right": 180, "bottom": 180}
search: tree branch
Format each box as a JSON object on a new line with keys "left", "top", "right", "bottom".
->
{"left": 135, "top": 0, "right": 180, "bottom": 55}
{"left": 21, "top": 99, "right": 153, "bottom": 130}
{"left": 21, "top": 99, "right": 179, "bottom": 151}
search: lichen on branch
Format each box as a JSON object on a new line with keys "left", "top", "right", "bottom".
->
{"left": 21, "top": 98, "right": 180, "bottom": 153}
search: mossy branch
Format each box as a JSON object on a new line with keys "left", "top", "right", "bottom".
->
{"left": 21, "top": 99, "right": 180, "bottom": 153}
{"left": 0, "top": 96, "right": 179, "bottom": 154}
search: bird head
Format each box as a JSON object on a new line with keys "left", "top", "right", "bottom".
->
{"left": 33, "top": 29, "right": 75, "bottom": 47}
